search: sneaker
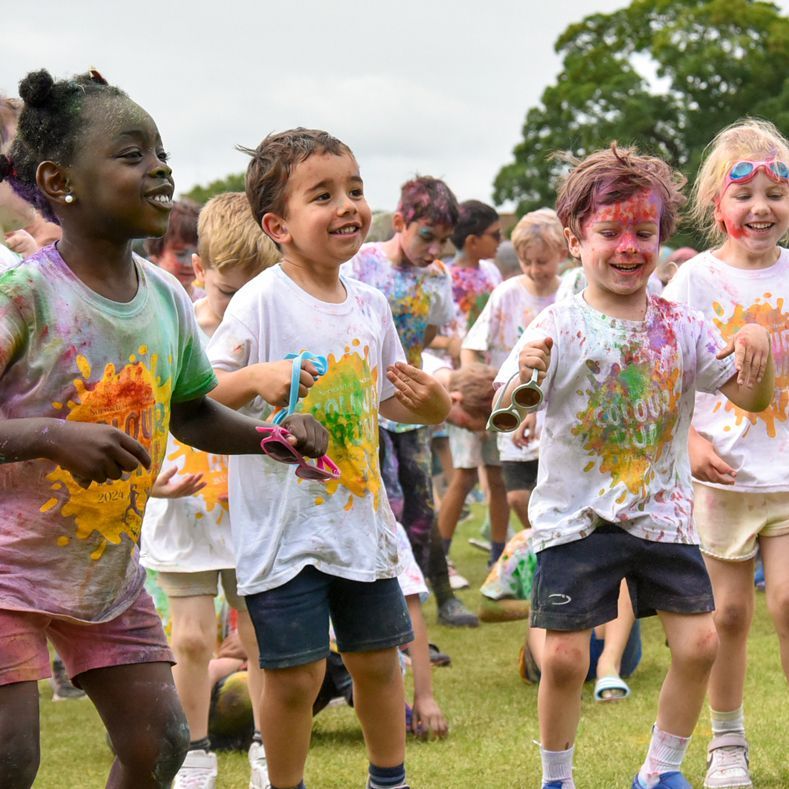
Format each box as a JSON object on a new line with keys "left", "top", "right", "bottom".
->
{"left": 704, "top": 733, "right": 752, "bottom": 788}
{"left": 366, "top": 782, "right": 410, "bottom": 789}
{"left": 248, "top": 740, "right": 270, "bottom": 789}
{"left": 632, "top": 772, "right": 692, "bottom": 789}
{"left": 446, "top": 559, "right": 470, "bottom": 590}
{"left": 437, "top": 597, "right": 479, "bottom": 627}
{"left": 173, "top": 749, "right": 217, "bottom": 789}
{"left": 50, "top": 657, "right": 86, "bottom": 701}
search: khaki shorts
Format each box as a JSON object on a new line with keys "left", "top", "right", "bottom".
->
{"left": 693, "top": 484, "right": 789, "bottom": 561}
{"left": 447, "top": 424, "right": 501, "bottom": 469}
{"left": 157, "top": 568, "right": 246, "bottom": 612}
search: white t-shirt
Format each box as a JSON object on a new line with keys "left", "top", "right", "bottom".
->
{"left": 496, "top": 293, "right": 735, "bottom": 552}
{"left": 141, "top": 323, "right": 235, "bottom": 572}
{"left": 207, "top": 265, "right": 406, "bottom": 596}
{"left": 663, "top": 248, "right": 789, "bottom": 491}
{"left": 463, "top": 275, "right": 555, "bottom": 462}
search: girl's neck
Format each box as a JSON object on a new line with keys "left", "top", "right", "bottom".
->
{"left": 454, "top": 250, "right": 481, "bottom": 268}
{"left": 280, "top": 256, "right": 346, "bottom": 304}
{"left": 56, "top": 234, "right": 138, "bottom": 302}
{"left": 713, "top": 238, "right": 780, "bottom": 270}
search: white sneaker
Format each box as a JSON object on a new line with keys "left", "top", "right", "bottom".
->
{"left": 704, "top": 733, "right": 752, "bottom": 788}
{"left": 248, "top": 740, "right": 271, "bottom": 789}
{"left": 173, "top": 749, "right": 217, "bottom": 789}
{"left": 446, "top": 559, "right": 470, "bottom": 590}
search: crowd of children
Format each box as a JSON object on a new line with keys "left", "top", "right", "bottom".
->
{"left": 0, "top": 65, "right": 786, "bottom": 789}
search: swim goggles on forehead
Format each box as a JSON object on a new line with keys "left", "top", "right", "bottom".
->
{"left": 723, "top": 159, "right": 789, "bottom": 190}
{"left": 257, "top": 351, "right": 340, "bottom": 482}
{"left": 486, "top": 369, "right": 543, "bottom": 433}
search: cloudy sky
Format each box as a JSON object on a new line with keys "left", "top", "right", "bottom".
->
{"left": 4, "top": 1, "right": 787, "bottom": 211}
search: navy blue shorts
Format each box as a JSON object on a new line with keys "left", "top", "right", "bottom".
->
{"left": 245, "top": 565, "right": 414, "bottom": 669}
{"left": 530, "top": 522, "right": 715, "bottom": 631}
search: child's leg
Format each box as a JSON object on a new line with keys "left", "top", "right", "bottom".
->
{"left": 437, "top": 466, "right": 477, "bottom": 547}
{"left": 594, "top": 580, "right": 636, "bottom": 681}
{"left": 168, "top": 594, "right": 217, "bottom": 741}
{"left": 703, "top": 556, "right": 755, "bottom": 712}
{"left": 0, "top": 681, "right": 40, "bottom": 788}
{"left": 507, "top": 488, "right": 531, "bottom": 529}
{"left": 481, "top": 464, "right": 510, "bottom": 561}
{"left": 760, "top": 532, "right": 789, "bottom": 679}
{"left": 538, "top": 629, "right": 592, "bottom": 749}
{"left": 260, "top": 660, "right": 327, "bottom": 787}
{"left": 343, "top": 648, "right": 406, "bottom": 765}
{"left": 78, "top": 661, "right": 189, "bottom": 789}
{"left": 656, "top": 611, "right": 718, "bottom": 736}
{"left": 237, "top": 610, "right": 264, "bottom": 731}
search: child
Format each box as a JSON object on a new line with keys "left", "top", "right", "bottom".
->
{"left": 663, "top": 119, "right": 789, "bottom": 789}
{"left": 433, "top": 199, "right": 508, "bottom": 566}
{"left": 344, "top": 176, "right": 479, "bottom": 628}
{"left": 207, "top": 128, "right": 450, "bottom": 789}
{"left": 462, "top": 208, "right": 565, "bottom": 529}
{"left": 144, "top": 198, "right": 201, "bottom": 295}
{"left": 141, "top": 192, "right": 280, "bottom": 789}
{"left": 0, "top": 69, "right": 327, "bottom": 789}
{"left": 495, "top": 144, "right": 774, "bottom": 789}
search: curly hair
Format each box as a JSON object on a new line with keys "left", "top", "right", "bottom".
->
{"left": 0, "top": 69, "right": 125, "bottom": 223}
{"left": 555, "top": 144, "right": 686, "bottom": 245}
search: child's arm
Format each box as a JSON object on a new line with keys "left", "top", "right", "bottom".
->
{"left": 688, "top": 427, "right": 736, "bottom": 486}
{"left": 406, "top": 595, "right": 448, "bottom": 740}
{"left": 209, "top": 359, "right": 321, "bottom": 410}
{"left": 496, "top": 336, "right": 553, "bottom": 409}
{"left": 0, "top": 418, "right": 151, "bottom": 487}
{"left": 169, "top": 396, "right": 328, "bottom": 458}
{"left": 380, "top": 362, "right": 451, "bottom": 425}
{"left": 460, "top": 348, "right": 485, "bottom": 366}
{"left": 149, "top": 466, "right": 207, "bottom": 499}
{"left": 716, "top": 324, "right": 774, "bottom": 412}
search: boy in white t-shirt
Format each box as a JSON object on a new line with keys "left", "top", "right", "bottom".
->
{"left": 462, "top": 208, "right": 565, "bottom": 528}
{"left": 141, "top": 192, "right": 280, "bottom": 789}
{"left": 495, "top": 146, "right": 774, "bottom": 789}
{"left": 207, "top": 128, "right": 450, "bottom": 789}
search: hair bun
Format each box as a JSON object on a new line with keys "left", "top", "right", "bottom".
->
{"left": 19, "top": 69, "right": 55, "bottom": 108}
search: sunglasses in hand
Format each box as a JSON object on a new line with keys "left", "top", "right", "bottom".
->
{"left": 256, "top": 424, "right": 340, "bottom": 482}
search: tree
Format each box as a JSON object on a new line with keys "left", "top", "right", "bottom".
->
{"left": 493, "top": 0, "right": 789, "bottom": 244}
{"left": 183, "top": 172, "right": 246, "bottom": 205}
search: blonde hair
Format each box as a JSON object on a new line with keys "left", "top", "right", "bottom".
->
{"left": 197, "top": 192, "right": 280, "bottom": 273}
{"left": 510, "top": 208, "right": 567, "bottom": 263}
{"left": 691, "top": 118, "right": 789, "bottom": 244}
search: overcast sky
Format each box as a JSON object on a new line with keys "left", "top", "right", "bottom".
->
{"left": 4, "top": 1, "right": 787, "bottom": 211}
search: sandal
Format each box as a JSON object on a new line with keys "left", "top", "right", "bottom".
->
{"left": 593, "top": 675, "right": 630, "bottom": 702}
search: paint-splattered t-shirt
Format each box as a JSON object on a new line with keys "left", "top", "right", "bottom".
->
{"left": 663, "top": 248, "right": 789, "bottom": 491}
{"left": 207, "top": 264, "right": 405, "bottom": 596}
{"left": 557, "top": 266, "right": 664, "bottom": 302}
{"left": 0, "top": 246, "right": 217, "bottom": 622}
{"left": 343, "top": 242, "right": 453, "bottom": 433}
{"left": 463, "top": 276, "right": 555, "bottom": 462}
{"left": 441, "top": 258, "right": 502, "bottom": 348}
{"left": 496, "top": 293, "right": 735, "bottom": 551}
{"left": 141, "top": 323, "right": 234, "bottom": 573}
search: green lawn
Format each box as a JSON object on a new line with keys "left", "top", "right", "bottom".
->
{"left": 36, "top": 507, "right": 788, "bottom": 788}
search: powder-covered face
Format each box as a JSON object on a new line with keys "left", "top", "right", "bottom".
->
{"left": 714, "top": 170, "right": 789, "bottom": 260}
{"left": 518, "top": 241, "right": 564, "bottom": 294}
{"left": 155, "top": 240, "right": 196, "bottom": 288}
{"left": 568, "top": 189, "right": 662, "bottom": 302}
{"left": 398, "top": 219, "right": 453, "bottom": 267}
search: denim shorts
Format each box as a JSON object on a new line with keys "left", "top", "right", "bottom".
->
{"left": 501, "top": 460, "right": 539, "bottom": 492}
{"left": 245, "top": 565, "right": 414, "bottom": 669}
{"left": 530, "top": 522, "right": 714, "bottom": 631}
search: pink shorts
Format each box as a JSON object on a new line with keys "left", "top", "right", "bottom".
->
{"left": 0, "top": 589, "right": 173, "bottom": 687}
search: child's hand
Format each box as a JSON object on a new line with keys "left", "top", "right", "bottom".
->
{"left": 512, "top": 412, "right": 537, "bottom": 449}
{"left": 252, "top": 359, "right": 321, "bottom": 407}
{"left": 49, "top": 422, "right": 151, "bottom": 488}
{"left": 149, "top": 466, "right": 206, "bottom": 499}
{"left": 279, "top": 414, "right": 329, "bottom": 458}
{"left": 386, "top": 362, "right": 451, "bottom": 424}
{"left": 717, "top": 324, "right": 771, "bottom": 388}
{"left": 518, "top": 337, "right": 553, "bottom": 386}
{"left": 689, "top": 429, "right": 736, "bottom": 485}
{"left": 411, "top": 695, "right": 449, "bottom": 740}
{"left": 4, "top": 229, "right": 38, "bottom": 258}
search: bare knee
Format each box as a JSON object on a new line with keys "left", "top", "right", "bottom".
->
{"left": 713, "top": 598, "right": 753, "bottom": 639}
{"left": 0, "top": 733, "right": 40, "bottom": 789}
{"left": 766, "top": 584, "right": 789, "bottom": 634}
{"left": 345, "top": 649, "right": 400, "bottom": 688}
{"left": 670, "top": 624, "right": 719, "bottom": 673}
{"left": 541, "top": 636, "right": 589, "bottom": 686}
{"left": 171, "top": 625, "right": 213, "bottom": 664}
{"left": 265, "top": 662, "right": 325, "bottom": 710}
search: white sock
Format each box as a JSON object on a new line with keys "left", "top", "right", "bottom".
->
{"left": 637, "top": 725, "right": 690, "bottom": 788}
{"left": 540, "top": 744, "right": 574, "bottom": 786}
{"left": 710, "top": 704, "right": 745, "bottom": 737}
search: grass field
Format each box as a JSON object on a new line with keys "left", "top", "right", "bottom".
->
{"left": 36, "top": 507, "right": 788, "bottom": 788}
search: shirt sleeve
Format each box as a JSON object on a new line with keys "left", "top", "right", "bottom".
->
{"left": 692, "top": 312, "right": 736, "bottom": 394}
{"left": 428, "top": 269, "right": 455, "bottom": 327}
{"left": 0, "top": 291, "right": 26, "bottom": 381}
{"left": 170, "top": 289, "right": 218, "bottom": 403}
{"left": 206, "top": 305, "right": 258, "bottom": 373}
{"left": 378, "top": 296, "right": 407, "bottom": 403}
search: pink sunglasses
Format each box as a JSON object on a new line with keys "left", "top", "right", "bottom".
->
{"left": 256, "top": 425, "right": 340, "bottom": 482}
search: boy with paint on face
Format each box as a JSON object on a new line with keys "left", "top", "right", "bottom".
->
{"left": 144, "top": 198, "right": 201, "bottom": 297}
{"left": 141, "top": 192, "right": 280, "bottom": 789}
{"left": 207, "top": 128, "right": 451, "bottom": 789}
{"left": 344, "top": 176, "right": 480, "bottom": 628}
{"left": 494, "top": 145, "right": 774, "bottom": 789}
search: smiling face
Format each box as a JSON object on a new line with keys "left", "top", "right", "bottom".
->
{"left": 714, "top": 170, "right": 789, "bottom": 266}
{"left": 395, "top": 218, "right": 453, "bottom": 267}
{"left": 64, "top": 96, "right": 174, "bottom": 242}
{"left": 518, "top": 240, "right": 563, "bottom": 295}
{"left": 265, "top": 151, "right": 371, "bottom": 271}
{"left": 566, "top": 189, "right": 662, "bottom": 314}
